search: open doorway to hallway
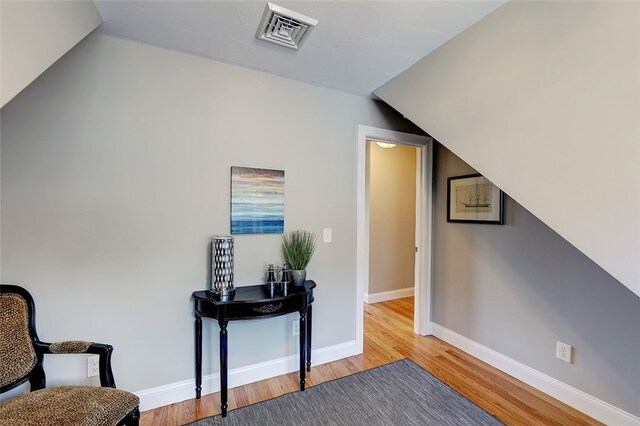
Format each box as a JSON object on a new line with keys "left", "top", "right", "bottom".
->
{"left": 356, "top": 125, "right": 433, "bottom": 351}
{"left": 365, "top": 140, "right": 417, "bottom": 326}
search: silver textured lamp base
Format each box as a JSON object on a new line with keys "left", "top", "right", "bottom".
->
{"left": 212, "top": 235, "right": 235, "bottom": 297}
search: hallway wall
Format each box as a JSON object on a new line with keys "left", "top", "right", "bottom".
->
{"left": 367, "top": 142, "right": 416, "bottom": 296}
{"left": 432, "top": 143, "right": 640, "bottom": 416}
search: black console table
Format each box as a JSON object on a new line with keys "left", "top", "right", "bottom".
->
{"left": 192, "top": 280, "right": 316, "bottom": 417}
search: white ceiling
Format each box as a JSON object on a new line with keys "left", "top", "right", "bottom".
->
{"left": 94, "top": 1, "right": 506, "bottom": 97}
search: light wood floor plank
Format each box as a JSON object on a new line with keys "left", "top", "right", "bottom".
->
{"left": 141, "top": 297, "right": 601, "bottom": 425}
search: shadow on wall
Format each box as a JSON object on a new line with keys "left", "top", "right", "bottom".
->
{"left": 370, "top": 100, "right": 427, "bottom": 136}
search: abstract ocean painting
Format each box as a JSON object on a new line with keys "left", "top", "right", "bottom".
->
{"left": 231, "top": 167, "right": 284, "bottom": 234}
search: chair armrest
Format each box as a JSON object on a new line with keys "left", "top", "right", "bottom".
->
{"left": 51, "top": 340, "right": 94, "bottom": 354}
{"left": 34, "top": 341, "right": 116, "bottom": 388}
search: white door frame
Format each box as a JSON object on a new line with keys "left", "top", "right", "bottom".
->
{"left": 356, "top": 125, "right": 433, "bottom": 353}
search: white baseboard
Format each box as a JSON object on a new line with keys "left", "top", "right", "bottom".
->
{"left": 364, "top": 287, "right": 414, "bottom": 304}
{"left": 134, "top": 340, "right": 358, "bottom": 412}
{"left": 431, "top": 323, "right": 640, "bottom": 426}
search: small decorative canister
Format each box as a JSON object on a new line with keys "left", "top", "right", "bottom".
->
{"left": 212, "top": 236, "right": 235, "bottom": 299}
{"left": 281, "top": 264, "right": 291, "bottom": 285}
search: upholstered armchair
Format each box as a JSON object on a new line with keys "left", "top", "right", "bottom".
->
{"left": 0, "top": 284, "right": 140, "bottom": 425}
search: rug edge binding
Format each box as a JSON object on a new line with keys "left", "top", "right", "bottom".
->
{"left": 430, "top": 322, "right": 640, "bottom": 426}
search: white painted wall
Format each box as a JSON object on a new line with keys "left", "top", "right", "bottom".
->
{"left": 375, "top": 1, "right": 640, "bottom": 296}
{"left": 0, "top": 0, "right": 102, "bottom": 107}
{"left": 367, "top": 142, "right": 416, "bottom": 295}
{"left": 0, "top": 33, "right": 413, "bottom": 399}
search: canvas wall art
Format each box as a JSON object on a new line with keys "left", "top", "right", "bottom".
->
{"left": 231, "top": 167, "right": 284, "bottom": 234}
{"left": 447, "top": 174, "right": 504, "bottom": 224}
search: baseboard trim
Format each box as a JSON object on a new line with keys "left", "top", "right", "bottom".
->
{"left": 431, "top": 323, "right": 640, "bottom": 426}
{"left": 364, "top": 287, "right": 414, "bottom": 304}
{"left": 134, "top": 340, "right": 359, "bottom": 412}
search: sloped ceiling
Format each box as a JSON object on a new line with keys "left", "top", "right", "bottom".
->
{"left": 1, "top": 0, "right": 102, "bottom": 107}
{"left": 93, "top": 1, "right": 506, "bottom": 97}
{"left": 375, "top": 1, "right": 640, "bottom": 296}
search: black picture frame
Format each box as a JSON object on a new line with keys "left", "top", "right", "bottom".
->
{"left": 447, "top": 173, "right": 504, "bottom": 224}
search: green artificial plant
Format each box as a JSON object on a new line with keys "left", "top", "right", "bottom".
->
{"left": 281, "top": 230, "right": 317, "bottom": 271}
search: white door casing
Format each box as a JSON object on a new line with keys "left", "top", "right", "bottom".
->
{"left": 356, "top": 125, "right": 433, "bottom": 352}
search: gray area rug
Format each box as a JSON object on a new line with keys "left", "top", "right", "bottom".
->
{"left": 186, "top": 359, "right": 503, "bottom": 425}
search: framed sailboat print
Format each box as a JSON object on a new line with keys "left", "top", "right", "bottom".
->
{"left": 447, "top": 174, "right": 504, "bottom": 224}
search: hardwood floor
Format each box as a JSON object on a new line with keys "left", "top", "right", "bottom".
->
{"left": 141, "top": 297, "right": 601, "bottom": 425}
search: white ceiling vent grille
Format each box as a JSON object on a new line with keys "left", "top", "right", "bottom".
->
{"left": 255, "top": 3, "right": 318, "bottom": 50}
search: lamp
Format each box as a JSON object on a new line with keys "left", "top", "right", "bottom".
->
{"left": 212, "top": 235, "right": 235, "bottom": 299}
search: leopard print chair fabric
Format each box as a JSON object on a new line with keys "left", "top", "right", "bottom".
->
{"left": 0, "top": 385, "right": 139, "bottom": 426}
{"left": 0, "top": 293, "right": 37, "bottom": 387}
{"left": 49, "top": 340, "right": 93, "bottom": 354}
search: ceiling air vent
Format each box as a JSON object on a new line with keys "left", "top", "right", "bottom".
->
{"left": 255, "top": 3, "right": 318, "bottom": 50}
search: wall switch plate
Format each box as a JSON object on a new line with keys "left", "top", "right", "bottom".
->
{"left": 323, "top": 228, "right": 332, "bottom": 243}
{"left": 87, "top": 355, "right": 100, "bottom": 377}
{"left": 556, "top": 341, "right": 572, "bottom": 363}
{"left": 292, "top": 320, "right": 299, "bottom": 336}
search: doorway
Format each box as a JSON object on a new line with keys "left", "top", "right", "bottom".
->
{"left": 356, "top": 125, "right": 433, "bottom": 353}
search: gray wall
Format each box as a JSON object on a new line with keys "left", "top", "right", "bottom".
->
{"left": 433, "top": 143, "right": 640, "bottom": 416}
{"left": 0, "top": 33, "right": 413, "bottom": 395}
{"left": 368, "top": 142, "right": 416, "bottom": 295}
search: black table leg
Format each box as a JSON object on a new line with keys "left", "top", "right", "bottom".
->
{"left": 195, "top": 314, "right": 202, "bottom": 399}
{"left": 306, "top": 304, "right": 312, "bottom": 372}
{"left": 299, "top": 309, "right": 306, "bottom": 391}
{"left": 219, "top": 320, "right": 229, "bottom": 417}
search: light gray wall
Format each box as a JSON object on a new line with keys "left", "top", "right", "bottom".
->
{"left": 376, "top": 1, "right": 640, "bottom": 294}
{"left": 0, "top": 33, "right": 414, "bottom": 395}
{"left": 1, "top": 0, "right": 102, "bottom": 107}
{"left": 433, "top": 143, "right": 640, "bottom": 416}
{"left": 368, "top": 142, "right": 416, "bottom": 295}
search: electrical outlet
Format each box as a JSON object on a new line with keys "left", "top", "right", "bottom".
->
{"left": 556, "top": 341, "right": 572, "bottom": 364}
{"left": 292, "top": 320, "right": 299, "bottom": 336}
{"left": 87, "top": 355, "right": 100, "bottom": 377}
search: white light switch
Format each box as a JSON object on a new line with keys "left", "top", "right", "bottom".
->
{"left": 323, "top": 228, "right": 332, "bottom": 243}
